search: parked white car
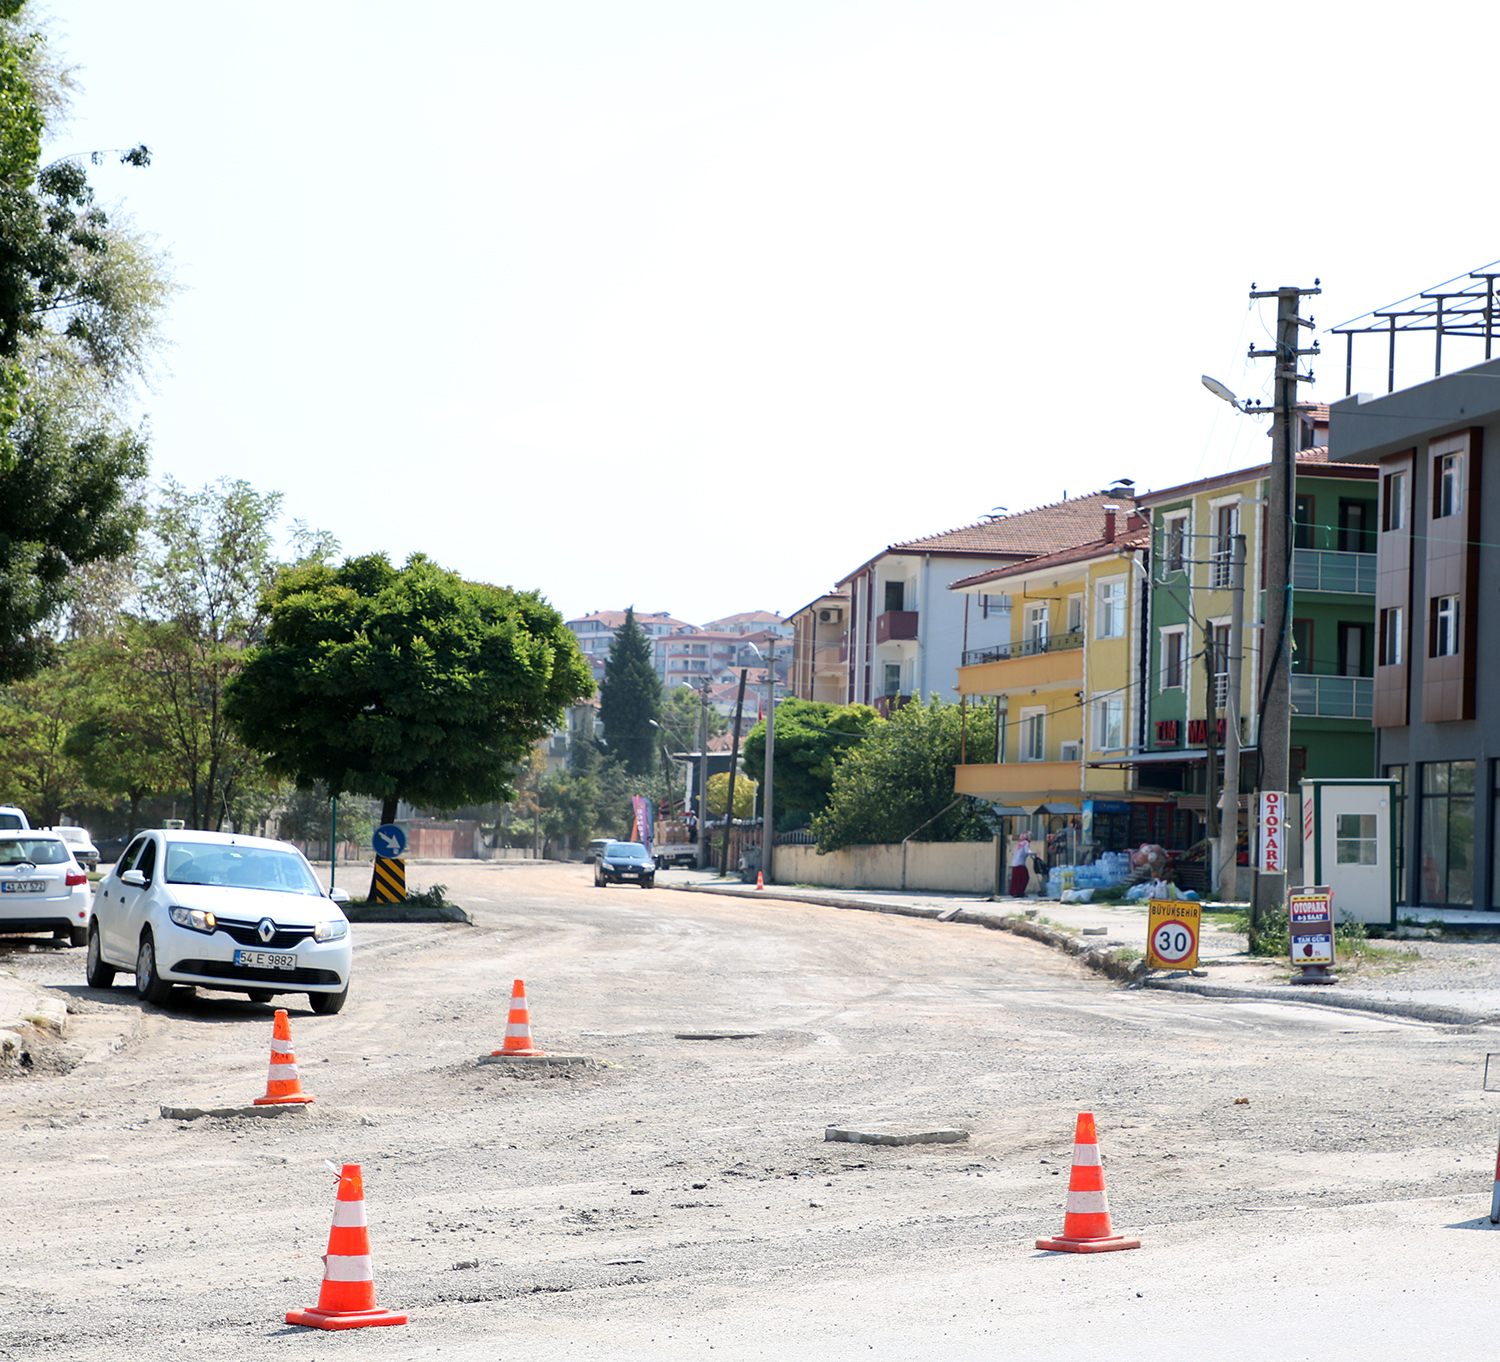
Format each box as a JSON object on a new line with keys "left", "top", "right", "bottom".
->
{"left": 48, "top": 825, "right": 99, "bottom": 873}
{"left": 0, "top": 830, "right": 91, "bottom": 946}
{"left": 88, "top": 828, "right": 352, "bottom": 1013}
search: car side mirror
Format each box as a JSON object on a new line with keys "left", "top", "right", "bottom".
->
{"left": 328, "top": 887, "right": 350, "bottom": 905}
{"left": 121, "top": 869, "right": 146, "bottom": 887}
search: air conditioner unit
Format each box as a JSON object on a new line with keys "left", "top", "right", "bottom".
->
{"left": 1060, "top": 741, "right": 1081, "bottom": 762}
{"left": 819, "top": 608, "right": 842, "bottom": 623}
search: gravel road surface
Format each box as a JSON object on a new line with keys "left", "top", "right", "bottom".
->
{"left": 1, "top": 861, "right": 1498, "bottom": 1361}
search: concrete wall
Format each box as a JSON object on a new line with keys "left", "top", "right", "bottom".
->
{"left": 774, "top": 841, "right": 999, "bottom": 895}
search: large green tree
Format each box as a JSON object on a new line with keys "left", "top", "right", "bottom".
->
{"left": 0, "top": 4, "right": 172, "bottom": 679}
{"left": 810, "top": 696, "right": 996, "bottom": 852}
{"left": 741, "top": 697, "right": 881, "bottom": 825}
{"left": 596, "top": 607, "right": 660, "bottom": 776}
{"left": 224, "top": 553, "right": 595, "bottom": 827}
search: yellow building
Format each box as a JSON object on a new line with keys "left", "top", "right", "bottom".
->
{"left": 950, "top": 509, "right": 1149, "bottom": 857}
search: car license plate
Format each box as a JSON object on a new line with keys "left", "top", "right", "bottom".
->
{"left": 1, "top": 880, "right": 44, "bottom": 893}
{"left": 234, "top": 949, "right": 297, "bottom": 970}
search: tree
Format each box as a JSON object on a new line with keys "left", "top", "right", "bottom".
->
{"left": 707, "top": 769, "right": 756, "bottom": 819}
{"left": 0, "top": 648, "right": 94, "bottom": 821}
{"left": 740, "top": 697, "right": 882, "bottom": 824}
{"left": 224, "top": 553, "right": 596, "bottom": 828}
{"left": 0, "top": 6, "right": 171, "bottom": 679}
{"left": 657, "top": 683, "right": 725, "bottom": 750}
{"left": 810, "top": 696, "right": 997, "bottom": 852}
{"left": 596, "top": 608, "right": 660, "bottom": 776}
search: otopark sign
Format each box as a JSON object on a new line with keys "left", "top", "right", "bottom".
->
{"left": 1258, "top": 790, "right": 1286, "bottom": 872}
{"left": 1146, "top": 899, "right": 1201, "bottom": 971}
{"left": 1287, "top": 885, "right": 1336, "bottom": 984}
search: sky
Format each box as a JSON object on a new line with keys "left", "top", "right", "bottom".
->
{"left": 44, "top": 1, "right": 1500, "bottom": 628}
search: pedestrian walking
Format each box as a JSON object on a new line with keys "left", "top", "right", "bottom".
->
{"left": 1009, "top": 831, "right": 1032, "bottom": 898}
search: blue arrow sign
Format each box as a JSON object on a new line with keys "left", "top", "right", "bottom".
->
{"left": 373, "top": 823, "right": 407, "bottom": 858}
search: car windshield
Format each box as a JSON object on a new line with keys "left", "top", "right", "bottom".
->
{"left": 0, "top": 838, "right": 69, "bottom": 866}
{"left": 164, "top": 842, "right": 323, "bottom": 895}
{"left": 606, "top": 842, "right": 648, "bottom": 857}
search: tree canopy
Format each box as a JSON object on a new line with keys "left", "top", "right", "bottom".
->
{"left": 596, "top": 607, "right": 660, "bottom": 777}
{"left": 809, "top": 696, "right": 996, "bottom": 852}
{"left": 224, "top": 553, "right": 596, "bottom": 825}
{"left": 740, "top": 697, "right": 882, "bottom": 824}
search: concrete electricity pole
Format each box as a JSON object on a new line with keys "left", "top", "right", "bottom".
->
{"left": 1216, "top": 532, "right": 1246, "bottom": 901}
{"left": 1248, "top": 282, "right": 1320, "bottom": 938}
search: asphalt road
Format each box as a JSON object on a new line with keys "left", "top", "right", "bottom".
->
{"left": 0, "top": 861, "right": 1497, "bottom": 1361}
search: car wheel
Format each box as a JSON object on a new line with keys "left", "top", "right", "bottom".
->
{"left": 642, "top": 877, "right": 655, "bottom": 889}
{"left": 308, "top": 986, "right": 347, "bottom": 1016}
{"left": 247, "top": 990, "right": 273, "bottom": 1004}
{"left": 68, "top": 924, "right": 87, "bottom": 948}
{"left": 134, "top": 932, "right": 175, "bottom": 1006}
{"left": 85, "top": 924, "right": 115, "bottom": 988}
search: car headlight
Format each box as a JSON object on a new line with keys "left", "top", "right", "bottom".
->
{"left": 169, "top": 905, "right": 217, "bottom": 934}
{"left": 314, "top": 919, "right": 348, "bottom": 943}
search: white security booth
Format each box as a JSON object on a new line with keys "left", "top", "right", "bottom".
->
{"left": 1297, "top": 778, "right": 1398, "bottom": 927}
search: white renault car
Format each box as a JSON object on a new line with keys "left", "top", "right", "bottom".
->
{"left": 0, "top": 830, "right": 92, "bottom": 945}
{"left": 88, "top": 828, "right": 352, "bottom": 1013}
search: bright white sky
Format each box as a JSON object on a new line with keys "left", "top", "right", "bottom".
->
{"left": 48, "top": 1, "right": 1500, "bottom": 627}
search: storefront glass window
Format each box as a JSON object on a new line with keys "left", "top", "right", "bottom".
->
{"left": 1420, "top": 761, "right": 1473, "bottom": 906}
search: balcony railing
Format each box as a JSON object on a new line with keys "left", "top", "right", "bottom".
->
{"left": 1289, "top": 673, "right": 1373, "bottom": 719}
{"left": 875, "top": 610, "right": 919, "bottom": 644}
{"left": 962, "top": 629, "right": 1084, "bottom": 668}
{"left": 1291, "top": 549, "right": 1376, "bottom": 595}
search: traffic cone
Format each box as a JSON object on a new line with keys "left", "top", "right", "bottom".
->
{"left": 490, "top": 978, "right": 545, "bottom": 1057}
{"left": 253, "top": 1009, "right": 314, "bottom": 1106}
{"left": 1035, "top": 1111, "right": 1141, "bottom": 1253}
{"left": 286, "top": 1163, "right": 407, "bottom": 1330}
{"left": 756, "top": 872, "right": 764, "bottom": 890}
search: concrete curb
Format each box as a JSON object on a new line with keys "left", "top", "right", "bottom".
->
{"left": 667, "top": 880, "right": 1494, "bottom": 1025}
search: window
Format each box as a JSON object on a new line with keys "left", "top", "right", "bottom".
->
{"left": 1380, "top": 607, "right": 1404, "bottom": 667}
{"left": 1211, "top": 502, "right": 1239, "bottom": 587}
{"left": 1212, "top": 623, "right": 1230, "bottom": 709}
{"left": 882, "top": 663, "right": 902, "bottom": 696}
{"left": 1435, "top": 452, "right": 1461, "bottom": 519}
{"left": 1095, "top": 577, "right": 1126, "bottom": 639}
{"left": 1019, "top": 706, "right": 1045, "bottom": 761}
{"left": 883, "top": 580, "right": 905, "bottom": 612}
{"left": 1066, "top": 594, "right": 1083, "bottom": 635}
{"left": 1291, "top": 618, "right": 1313, "bottom": 674}
{"left": 980, "top": 593, "right": 1011, "bottom": 618}
{"left": 1293, "top": 494, "right": 1315, "bottom": 550}
{"left": 1420, "top": 760, "right": 1474, "bottom": 906}
{"left": 1163, "top": 513, "right": 1188, "bottom": 573}
{"left": 1382, "top": 470, "right": 1406, "bottom": 532}
{"left": 1335, "top": 813, "right": 1378, "bottom": 866}
{"left": 1338, "top": 499, "right": 1373, "bottom": 553}
{"left": 1338, "top": 622, "right": 1368, "bottom": 677}
{"left": 1160, "top": 627, "right": 1186, "bottom": 690}
{"left": 1027, "top": 603, "right": 1049, "bottom": 648}
{"left": 1096, "top": 695, "right": 1124, "bottom": 751}
{"left": 1432, "top": 595, "right": 1460, "bottom": 657}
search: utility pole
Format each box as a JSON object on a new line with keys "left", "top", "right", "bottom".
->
{"left": 719, "top": 670, "right": 748, "bottom": 876}
{"left": 1217, "top": 532, "right": 1246, "bottom": 901}
{"left": 762, "top": 638, "right": 778, "bottom": 884}
{"left": 1247, "top": 283, "right": 1320, "bottom": 939}
{"left": 696, "top": 682, "right": 709, "bottom": 869}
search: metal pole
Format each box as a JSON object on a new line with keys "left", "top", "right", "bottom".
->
{"left": 719, "top": 670, "right": 748, "bottom": 876}
{"left": 1252, "top": 288, "right": 1301, "bottom": 939}
{"left": 696, "top": 683, "right": 709, "bottom": 869}
{"left": 330, "top": 796, "right": 338, "bottom": 889}
{"left": 1217, "top": 533, "right": 1246, "bottom": 901}
{"left": 762, "top": 640, "right": 777, "bottom": 884}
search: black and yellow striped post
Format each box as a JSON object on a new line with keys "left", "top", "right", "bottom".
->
{"left": 372, "top": 856, "right": 406, "bottom": 903}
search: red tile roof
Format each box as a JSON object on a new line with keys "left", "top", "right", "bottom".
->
{"left": 950, "top": 524, "right": 1151, "bottom": 589}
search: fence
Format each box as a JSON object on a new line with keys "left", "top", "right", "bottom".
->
{"left": 773, "top": 841, "right": 1000, "bottom": 895}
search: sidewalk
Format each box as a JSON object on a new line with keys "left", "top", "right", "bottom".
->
{"left": 662, "top": 870, "right": 1500, "bottom": 1027}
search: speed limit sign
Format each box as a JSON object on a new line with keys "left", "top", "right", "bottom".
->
{"left": 1146, "top": 900, "right": 1201, "bottom": 970}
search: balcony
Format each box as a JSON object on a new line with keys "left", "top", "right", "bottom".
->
{"left": 963, "top": 629, "right": 1083, "bottom": 667}
{"left": 873, "top": 692, "right": 914, "bottom": 718}
{"left": 875, "top": 610, "right": 919, "bottom": 644}
{"left": 1289, "top": 673, "right": 1373, "bottom": 720}
{"left": 1291, "top": 549, "right": 1376, "bottom": 595}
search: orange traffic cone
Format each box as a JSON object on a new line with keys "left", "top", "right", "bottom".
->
{"left": 490, "top": 978, "right": 545, "bottom": 1057}
{"left": 254, "top": 1009, "right": 314, "bottom": 1106}
{"left": 756, "top": 872, "right": 764, "bottom": 890}
{"left": 286, "top": 1163, "right": 407, "bottom": 1330}
{"left": 1035, "top": 1111, "right": 1140, "bottom": 1253}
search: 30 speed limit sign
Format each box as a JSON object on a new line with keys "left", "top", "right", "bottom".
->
{"left": 1146, "top": 900, "right": 1201, "bottom": 970}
